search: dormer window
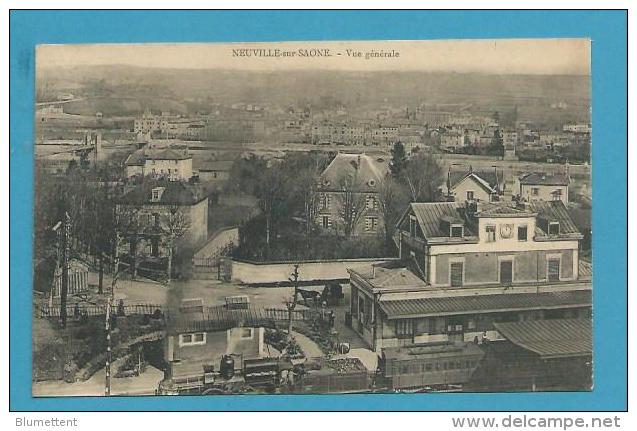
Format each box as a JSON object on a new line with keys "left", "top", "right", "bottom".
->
{"left": 450, "top": 224, "right": 464, "bottom": 238}
{"left": 151, "top": 187, "right": 165, "bottom": 203}
{"left": 548, "top": 221, "right": 560, "bottom": 235}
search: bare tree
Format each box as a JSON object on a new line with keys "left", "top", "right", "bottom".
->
{"left": 337, "top": 175, "right": 367, "bottom": 238}
{"left": 255, "top": 166, "right": 287, "bottom": 250}
{"left": 378, "top": 177, "right": 410, "bottom": 246}
{"left": 283, "top": 264, "right": 301, "bottom": 335}
{"left": 162, "top": 205, "right": 190, "bottom": 285}
{"left": 401, "top": 152, "right": 444, "bottom": 202}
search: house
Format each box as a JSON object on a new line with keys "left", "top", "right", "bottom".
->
{"left": 164, "top": 325, "right": 267, "bottom": 383}
{"left": 347, "top": 200, "right": 591, "bottom": 351}
{"left": 518, "top": 172, "right": 569, "bottom": 204}
{"left": 124, "top": 147, "right": 193, "bottom": 181}
{"left": 444, "top": 169, "right": 503, "bottom": 203}
{"left": 116, "top": 180, "right": 209, "bottom": 258}
{"left": 316, "top": 153, "right": 389, "bottom": 236}
{"left": 194, "top": 160, "right": 234, "bottom": 183}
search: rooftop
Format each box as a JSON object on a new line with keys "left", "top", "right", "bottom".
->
{"left": 493, "top": 318, "right": 591, "bottom": 359}
{"left": 118, "top": 180, "right": 208, "bottom": 206}
{"left": 125, "top": 147, "right": 192, "bottom": 166}
{"left": 383, "top": 341, "right": 485, "bottom": 361}
{"left": 319, "top": 153, "right": 390, "bottom": 193}
{"left": 519, "top": 172, "right": 569, "bottom": 186}
{"left": 379, "top": 289, "right": 592, "bottom": 319}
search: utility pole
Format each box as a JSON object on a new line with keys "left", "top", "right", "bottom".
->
{"left": 105, "top": 295, "right": 112, "bottom": 396}
{"left": 60, "top": 212, "right": 70, "bottom": 329}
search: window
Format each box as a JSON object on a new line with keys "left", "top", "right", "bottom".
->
{"left": 499, "top": 260, "right": 513, "bottom": 285}
{"left": 409, "top": 217, "right": 418, "bottom": 238}
{"left": 179, "top": 332, "right": 206, "bottom": 346}
{"left": 451, "top": 225, "right": 464, "bottom": 238}
{"left": 322, "top": 215, "right": 330, "bottom": 229}
{"left": 548, "top": 222, "right": 560, "bottom": 235}
{"left": 548, "top": 257, "right": 561, "bottom": 282}
{"left": 518, "top": 225, "right": 528, "bottom": 241}
{"left": 366, "top": 195, "right": 377, "bottom": 210}
{"left": 531, "top": 187, "right": 539, "bottom": 196}
{"left": 365, "top": 216, "right": 379, "bottom": 232}
{"left": 239, "top": 328, "right": 253, "bottom": 339}
{"left": 396, "top": 320, "right": 414, "bottom": 339}
{"left": 450, "top": 261, "right": 464, "bottom": 287}
{"left": 485, "top": 224, "right": 496, "bottom": 242}
{"left": 466, "top": 190, "right": 474, "bottom": 201}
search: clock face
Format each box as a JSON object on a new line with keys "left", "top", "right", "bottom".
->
{"left": 500, "top": 224, "right": 513, "bottom": 238}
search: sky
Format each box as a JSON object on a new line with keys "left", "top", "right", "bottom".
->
{"left": 36, "top": 39, "right": 591, "bottom": 75}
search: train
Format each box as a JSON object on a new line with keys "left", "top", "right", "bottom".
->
{"left": 158, "top": 341, "right": 485, "bottom": 395}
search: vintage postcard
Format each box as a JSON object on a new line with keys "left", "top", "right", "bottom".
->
{"left": 32, "top": 39, "right": 592, "bottom": 397}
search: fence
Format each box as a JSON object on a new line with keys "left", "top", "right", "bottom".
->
{"left": 36, "top": 303, "right": 165, "bottom": 319}
{"left": 167, "top": 306, "right": 323, "bottom": 334}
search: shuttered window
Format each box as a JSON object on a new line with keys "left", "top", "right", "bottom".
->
{"left": 500, "top": 260, "right": 513, "bottom": 285}
{"left": 548, "top": 258, "right": 561, "bottom": 282}
{"left": 450, "top": 262, "right": 464, "bottom": 287}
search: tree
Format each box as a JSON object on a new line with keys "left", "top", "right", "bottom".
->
{"left": 337, "top": 174, "right": 367, "bottom": 239}
{"left": 389, "top": 141, "right": 407, "bottom": 178}
{"left": 228, "top": 155, "right": 288, "bottom": 254}
{"left": 280, "top": 153, "right": 328, "bottom": 246}
{"left": 162, "top": 205, "right": 190, "bottom": 284}
{"left": 378, "top": 177, "right": 410, "bottom": 247}
{"left": 400, "top": 152, "right": 444, "bottom": 202}
{"left": 255, "top": 166, "right": 288, "bottom": 251}
{"left": 490, "top": 129, "right": 504, "bottom": 160}
{"left": 284, "top": 264, "right": 301, "bottom": 335}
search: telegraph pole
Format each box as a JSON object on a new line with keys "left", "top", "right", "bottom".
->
{"left": 105, "top": 295, "right": 112, "bottom": 396}
{"left": 60, "top": 212, "right": 70, "bottom": 328}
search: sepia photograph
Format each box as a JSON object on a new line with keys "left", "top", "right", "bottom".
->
{"left": 31, "top": 39, "right": 593, "bottom": 397}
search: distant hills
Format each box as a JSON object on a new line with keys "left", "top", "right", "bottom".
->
{"left": 36, "top": 65, "right": 591, "bottom": 117}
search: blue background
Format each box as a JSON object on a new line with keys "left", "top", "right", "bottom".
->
{"left": 9, "top": 10, "right": 627, "bottom": 411}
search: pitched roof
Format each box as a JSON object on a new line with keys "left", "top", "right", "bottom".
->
{"left": 359, "top": 266, "right": 427, "bottom": 290}
{"left": 319, "top": 153, "right": 390, "bottom": 192}
{"left": 493, "top": 318, "right": 592, "bottom": 359}
{"left": 125, "top": 147, "right": 192, "bottom": 166}
{"left": 407, "top": 202, "right": 478, "bottom": 239}
{"left": 379, "top": 290, "right": 591, "bottom": 319}
{"left": 118, "top": 180, "right": 208, "bottom": 206}
{"left": 528, "top": 200, "right": 581, "bottom": 236}
{"left": 519, "top": 172, "right": 569, "bottom": 186}
{"left": 449, "top": 170, "right": 503, "bottom": 192}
